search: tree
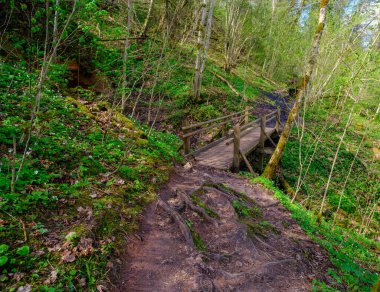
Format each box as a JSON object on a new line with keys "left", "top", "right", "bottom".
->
{"left": 263, "top": 0, "right": 330, "bottom": 179}
{"left": 193, "top": 0, "right": 216, "bottom": 100}
{"left": 223, "top": 0, "right": 249, "bottom": 73}
{"left": 121, "top": 0, "right": 133, "bottom": 112}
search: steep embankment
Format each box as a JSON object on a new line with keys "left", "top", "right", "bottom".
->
{"left": 114, "top": 164, "right": 331, "bottom": 291}
{"left": 0, "top": 63, "right": 181, "bottom": 290}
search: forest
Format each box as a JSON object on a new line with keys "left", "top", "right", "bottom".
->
{"left": 0, "top": 0, "right": 379, "bottom": 291}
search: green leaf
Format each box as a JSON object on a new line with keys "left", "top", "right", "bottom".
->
{"left": 0, "top": 244, "right": 9, "bottom": 254}
{"left": 0, "top": 256, "right": 8, "bottom": 266}
{"left": 65, "top": 231, "right": 78, "bottom": 242}
{"left": 16, "top": 246, "right": 30, "bottom": 256}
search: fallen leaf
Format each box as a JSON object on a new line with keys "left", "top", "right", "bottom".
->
{"left": 17, "top": 285, "right": 31, "bottom": 292}
{"left": 61, "top": 250, "right": 76, "bottom": 263}
{"left": 79, "top": 277, "right": 87, "bottom": 287}
{"left": 43, "top": 269, "right": 58, "bottom": 284}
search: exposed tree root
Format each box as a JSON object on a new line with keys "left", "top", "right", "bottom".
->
{"left": 262, "top": 201, "right": 280, "bottom": 209}
{"left": 278, "top": 174, "right": 295, "bottom": 198}
{"left": 217, "top": 258, "right": 297, "bottom": 281}
{"left": 157, "top": 199, "right": 194, "bottom": 247}
{"left": 176, "top": 190, "right": 217, "bottom": 225}
{"left": 250, "top": 234, "right": 286, "bottom": 256}
{"left": 196, "top": 274, "right": 216, "bottom": 291}
{"left": 201, "top": 251, "right": 238, "bottom": 262}
{"left": 203, "top": 182, "right": 256, "bottom": 206}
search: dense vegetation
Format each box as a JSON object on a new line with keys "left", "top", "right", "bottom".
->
{"left": 0, "top": 0, "right": 378, "bottom": 290}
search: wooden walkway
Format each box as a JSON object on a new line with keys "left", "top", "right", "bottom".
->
{"left": 182, "top": 108, "right": 281, "bottom": 172}
{"left": 196, "top": 127, "right": 276, "bottom": 169}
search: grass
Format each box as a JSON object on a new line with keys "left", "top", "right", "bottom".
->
{"left": 253, "top": 177, "right": 380, "bottom": 292}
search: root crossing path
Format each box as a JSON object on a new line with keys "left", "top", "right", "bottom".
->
{"left": 114, "top": 165, "right": 331, "bottom": 291}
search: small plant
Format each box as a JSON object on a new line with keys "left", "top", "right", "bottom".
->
{"left": 232, "top": 200, "right": 251, "bottom": 218}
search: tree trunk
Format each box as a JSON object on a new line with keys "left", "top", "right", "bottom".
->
{"left": 51, "top": 0, "right": 60, "bottom": 61}
{"left": 193, "top": 0, "right": 215, "bottom": 101}
{"left": 121, "top": 0, "right": 133, "bottom": 112}
{"left": 141, "top": 0, "right": 154, "bottom": 36}
{"left": 193, "top": 0, "right": 207, "bottom": 100}
{"left": 262, "top": 0, "right": 329, "bottom": 179}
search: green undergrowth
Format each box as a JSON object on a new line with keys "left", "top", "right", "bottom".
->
{"left": 142, "top": 44, "right": 277, "bottom": 127}
{"left": 0, "top": 62, "right": 181, "bottom": 290}
{"left": 253, "top": 177, "right": 380, "bottom": 292}
{"left": 281, "top": 96, "right": 379, "bottom": 236}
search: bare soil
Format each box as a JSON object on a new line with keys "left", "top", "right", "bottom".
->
{"left": 112, "top": 164, "right": 331, "bottom": 291}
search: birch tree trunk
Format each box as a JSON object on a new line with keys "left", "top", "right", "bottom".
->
{"left": 141, "top": 0, "right": 154, "bottom": 36}
{"left": 193, "top": 0, "right": 215, "bottom": 101}
{"left": 263, "top": 0, "right": 329, "bottom": 179}
{"left": 51, "top": 0, "right": 60, "bottom": 61}
{"left": 121, "top": 0, "right": 132, "bottom": 112}
{"left": 224, "top": 0, "right": 248, "bottom": 73}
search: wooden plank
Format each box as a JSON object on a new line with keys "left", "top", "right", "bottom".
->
{"left": 225, "top": 123, "right": 260, "bottom": 146}
{"left": 186, "top": 134, "right": 229, "bottom": 157}
{"left": 244, "top": 106, "right": 249, "bottom": 124}
{"left": 266, "top": 109, "right": 277, "bottom": 118}
{"left": 195, "top": 126, "right": 275, "bottom": 170}
{"left": 276, "top": 108, "right": 281, "bottom": 133}
{"left": 240, "top": 117, "right": 260, "bottom": 132}
{"left": 183, "top": 120, "right": 190, "bottom": 154}
{"left": 240, "top": 150, "right": 255, "bottom": 175}
{"left": 183, "top": 119, "right": 231, "bottom": 138}
{"left": 264, "top": 132, "right": 277, "bottom": 148}
{"left": 232, "top": 125, "right": 241, "bottom": 172}
{"left": 266, "top": 114, "right": 276, "bottom": 124}
{"left": 258, "top": 147, "right": 275, "bottom": 155}
{"left": 259, "top": 116, "right": 266, "bottom": 172}
{"left": 182, "top": 108, "right": 252, "bottom": 131}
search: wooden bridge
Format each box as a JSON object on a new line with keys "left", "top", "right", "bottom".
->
{"left": 182, "top": 108, "right": 282, "bottom": 172}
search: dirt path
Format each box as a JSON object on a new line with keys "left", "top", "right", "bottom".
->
{"left": 113, "top": 164, "right": 331, "bottom": 291}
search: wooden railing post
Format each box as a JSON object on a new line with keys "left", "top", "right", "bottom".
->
{"left": 232, "top": 124, "right": 241, "bottom": 172}
{"left": 221, "top": 123, "right": 226, "bottom": 136}
{"left": 275, "top": 107, "right": 281, "bottom": 133}
{"left": 259, "top": 115, "right": 266, "bottom": 171}
{"left": 183, "top": 120, "right": 190, "bottom": 154}
{"left": 244, "top": 106, "right": 249, "bottom": 124}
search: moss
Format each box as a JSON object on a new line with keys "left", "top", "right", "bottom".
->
{"left": 316, "top": 22, "right": 325, "bottom": 34}
{"left": 246, "top": 220, "right": 279, "bottom": 238}
{"left": 66, "top": 96, "right": 95, "bottom": 119}
{"left": 95, "top": 101, "right": 109, "bottom": 111}
{"left": 113, "top": 111, "right": 135, "bottom": 129}
{"left": 320, "top": 0, "right": 329, "bottom": 9}
{"left": 191, "top": 229, "right": 207, "bottom": 251}
{"left": 191, "top": 194, "right": 219, "bottom": 219}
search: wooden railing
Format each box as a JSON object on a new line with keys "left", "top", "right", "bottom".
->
{"left": 182, "top": 107, "right": 282, "bottom": 159}
{"left": 232, "top": 108, "right": 281, "bottom": 172}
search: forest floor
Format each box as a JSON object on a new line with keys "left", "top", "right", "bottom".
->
{"left": 112, "top": 164, "right": 332, "bottom": 291}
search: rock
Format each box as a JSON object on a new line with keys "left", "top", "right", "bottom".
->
{"left": 184, "top": 162, "right": 192, "bottom": 170}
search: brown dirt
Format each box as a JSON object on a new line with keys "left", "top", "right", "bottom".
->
{"left": 112, "top": 164, "right": 331, "bottom": 291}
